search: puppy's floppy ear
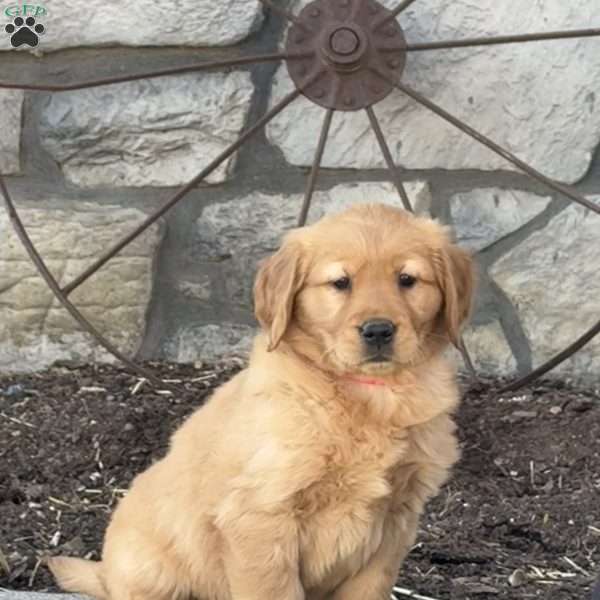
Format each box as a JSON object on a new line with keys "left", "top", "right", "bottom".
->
{"left": 434, "top": 244, "right": 475, "bottom": 348}
{"left": 253, "top": 238, "right": 306, "bottom": 351}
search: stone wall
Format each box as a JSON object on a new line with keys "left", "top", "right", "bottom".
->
{"left": 1, "top": 0, "right": 599, "bottom": 381}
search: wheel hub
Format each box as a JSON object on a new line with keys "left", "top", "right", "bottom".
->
{"left": 285, "top": 0, "right": 406, "bottom": 111}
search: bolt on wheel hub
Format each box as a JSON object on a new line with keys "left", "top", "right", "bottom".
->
{"left": 286, "top": 0, "right": 406, "bottom": 111}
{"left": 330, "top": 27, "right": 360, "bottom": 55}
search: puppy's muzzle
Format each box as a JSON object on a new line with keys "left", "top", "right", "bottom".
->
{"left": 359, "top": 319, "right": 396, "bottom": 358}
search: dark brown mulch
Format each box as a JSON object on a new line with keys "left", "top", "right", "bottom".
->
{"left": 0, "top": 361, "right": 599, "bottom": 599}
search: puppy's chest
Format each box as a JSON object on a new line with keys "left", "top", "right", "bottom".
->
{"left": 295, "top": 429, "right": 408, "bottom": 589}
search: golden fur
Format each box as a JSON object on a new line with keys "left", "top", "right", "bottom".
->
{"left": 49, "top": 203, "right": 474, "bottom": 600}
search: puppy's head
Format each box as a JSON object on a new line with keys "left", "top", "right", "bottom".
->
{"left": 254, "top": 204, "right": 474, "bottom": 376}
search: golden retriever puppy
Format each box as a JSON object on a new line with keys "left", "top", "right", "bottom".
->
{"left": 49, "top": 203, "right": 474, "bottom": 600}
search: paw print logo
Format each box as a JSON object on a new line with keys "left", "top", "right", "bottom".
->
{"left": 5, "top": 16, "right": 45, "bottom": 48}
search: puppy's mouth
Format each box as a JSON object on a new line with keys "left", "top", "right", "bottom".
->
{"left": 354, "top": 352, "right": 397, "bottom": 375}
{"left": 327, "top": 346, "right": 397, "bottom": 376}
{"left": 363, "top": 351, "right": 394, "bottom": 364}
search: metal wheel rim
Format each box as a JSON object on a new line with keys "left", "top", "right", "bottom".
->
{"left": 1, "top": 0, "right": 599, "bottom": 392}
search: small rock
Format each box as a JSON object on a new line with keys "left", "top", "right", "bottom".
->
{"left": 2, "top": 384, "right": 25, "bottom": 398}
{"left": 549, "top": 406, "right": 562, "bottom": 415}
{"left": 541, "top": 478, "right": 555, "bottom": 493}
{"left": 124, "top": 423, "right": 135, "bottom": 432}
{"left": 509, "top": 568, "right": 528, "bottom": 587}
{"left": 59, "top": 535, "right": 86, "bottom": 555}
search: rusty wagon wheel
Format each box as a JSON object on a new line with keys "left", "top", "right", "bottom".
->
{"left": 1, "top": 0, "right": 600, "bottom": 392}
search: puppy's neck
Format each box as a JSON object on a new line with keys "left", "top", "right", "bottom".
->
{"left": 337, "top": 361, "right": 460, "bottom": 426}
{"left": 252, "top": 334, "right": 458, "bottom": 427}
{"left": 342, "top": 375, "right": 390, "bottom": 387}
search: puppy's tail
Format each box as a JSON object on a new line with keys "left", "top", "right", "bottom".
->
{"left": 47, "top": 556, "right": 107, "bottom": 600}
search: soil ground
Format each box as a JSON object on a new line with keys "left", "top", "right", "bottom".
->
{"left": 1, "top": 361, "right": 599, "bottom": 599}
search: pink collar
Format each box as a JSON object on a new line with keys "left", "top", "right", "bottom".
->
{"left": 343, "top": 375, "right": 389, "bottom": 387}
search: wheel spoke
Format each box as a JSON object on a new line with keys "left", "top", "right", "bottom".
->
{"left": 365, "top": 105, "right": 478, "bottom": 380}
{"left": 61, "top": 87, "right": 304, "bottom": 296}
{"left": 387, "top": 0, "right": 420, "bottom": 21}
{"left": 500, "top": 319, "right": 600, "bottom": 393}
{"left": 375, "top": 0, "right": 420, "bottom": 29}
{"left": 0, "top": 53, "right": 304, "bottom": 92}
{"left": 405, "top": 27, "right": 600, "bottom": 52}
{"left": 256, "top": 0, "right": 307, "bottom": 28}
{"left": 365, "top": 106, "right": 412, "bottom": 212}
{"left": 0, "top": 174, "right": 178, "bottom": 391}
{"left": 379, "top": 76, "right": 600, "bottom": 215}
{"left": 298, "top": 109, "right": 334, "bottom": 227}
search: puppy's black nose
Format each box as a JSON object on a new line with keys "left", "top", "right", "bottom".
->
{"left": 359, "top": 319, "right": 396, "bottom": 347}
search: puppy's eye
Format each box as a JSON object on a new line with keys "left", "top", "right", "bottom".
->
{"left": 398, "top": 274, "right": 417, "bottom": 289}
{"left": 332, "top": 276, "right": 351, "bottom": 291}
